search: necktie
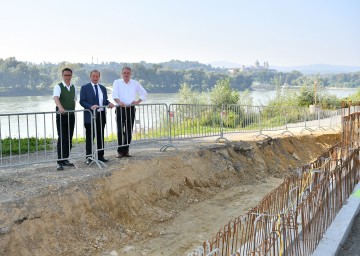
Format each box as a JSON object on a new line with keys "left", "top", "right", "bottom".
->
{"left": 94, "top": 84, "right": 100, "bottom": 106}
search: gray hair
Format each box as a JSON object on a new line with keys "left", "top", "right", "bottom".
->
{"left": 90, "top": 69, "right": 100, "bottom": 76}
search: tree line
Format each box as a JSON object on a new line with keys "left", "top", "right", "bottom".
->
{"left": 0, "top": 57, "right": 359, "bottom": 96}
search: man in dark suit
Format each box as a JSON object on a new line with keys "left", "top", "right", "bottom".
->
{"left": 80, "top": 70, "right": 114, "bottom": 164}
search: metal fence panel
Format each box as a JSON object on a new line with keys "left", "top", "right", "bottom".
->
{"left": 169, "top": 104, "right": 222, "bottom": 140}
{"left": 0, "top": 109, "right": 91, "bottom": 167}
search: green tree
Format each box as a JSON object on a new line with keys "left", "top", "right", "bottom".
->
{"left": 297, "top": 85, "right": 315, "bottom": 106}
{"left": 210, "top": 78, "right": 239, "bottom": 106}
{"left": 345, "top": 88, "right": 360, "bottom": 102}
{"left": 231, "top": 73, "right": 253, "bottom": 90}
{"left": 177, "top": 83, "right": 198, "bottom": 104}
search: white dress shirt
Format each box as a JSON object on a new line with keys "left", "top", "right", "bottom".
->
{"left": 112, "top": 79, "right": 147, "bottom": 106}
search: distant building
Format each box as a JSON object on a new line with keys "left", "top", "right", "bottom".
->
{"left": 228, "top": 60, "right": 274, "bottom": 73}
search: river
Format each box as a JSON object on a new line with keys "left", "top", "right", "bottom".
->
{"left": 0, "top": 88, "right": 357, "bottom": 114}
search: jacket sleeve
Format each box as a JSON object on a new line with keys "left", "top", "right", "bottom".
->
{"left": 102, "top": 86, "right": 110, "bottom": 105}
{"left": 79, "top": 85, "right": 92, "bottom": 110}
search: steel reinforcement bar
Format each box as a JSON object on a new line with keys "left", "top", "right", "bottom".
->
{"left": 187, "top": 104, "right": 359, "bottom": 256}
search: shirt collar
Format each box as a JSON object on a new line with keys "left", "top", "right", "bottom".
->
{"left": 62, "top": 81, "right": 71, "bottom": 87}
{"left": 122, "top": 79, "right": 131, "bottom": 84}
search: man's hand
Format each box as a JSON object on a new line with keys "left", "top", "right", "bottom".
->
{"left": 116, "top": 100, "right": 126, "bottom": 107}
{"left": 108, "top": 103, "right": 115, "bottom": 109}
{"left": 131, "top": 99, "right": 142, "bottom": 105}
{"left": 91, "top": 105, "right": 99, "bottom": 110}
{"left": 54, "top": 97, "right": 65, "bottom": 113}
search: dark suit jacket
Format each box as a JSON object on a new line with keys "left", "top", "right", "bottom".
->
{"left": 80, "top": 83, "right": 110, "bottom": 124}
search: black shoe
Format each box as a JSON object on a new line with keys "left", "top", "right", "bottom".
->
{"left": 85, "top": 158, "right": 92, "bottom": 165}
{"left": 63, "top": 160, "right": 75, "bottom": 166}
{"left": 123, "top": 152, "right": 132, "bottom": 157}
{"left": 57, "top": 164, "right": 64, "bottom": 171}
{"left": 98, "top": 157, "right": 108, "bottom": 162}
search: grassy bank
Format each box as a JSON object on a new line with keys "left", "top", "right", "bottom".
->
{"left": 1, "top": 137, "right": 53, "bottom": 156}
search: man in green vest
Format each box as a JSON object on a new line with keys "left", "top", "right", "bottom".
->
{"left": 53, "top": 68, "right": 77, "bottom": 171}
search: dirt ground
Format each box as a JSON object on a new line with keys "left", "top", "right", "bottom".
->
{"left": 0, "top": 131, "right": 341, "bottom": 256}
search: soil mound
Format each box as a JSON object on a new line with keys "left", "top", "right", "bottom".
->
{"left": 0, "top": 132, "right": 340, "bottom": 255}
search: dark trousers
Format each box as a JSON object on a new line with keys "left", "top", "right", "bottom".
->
{"left": 116, "top": 106, "right": 135, "bottom": 153}
{"left": 85, "top": 111, "right": 106, "bottom": 158}
{"left": 56, "top": 112, "right": 75, "bottom": 164}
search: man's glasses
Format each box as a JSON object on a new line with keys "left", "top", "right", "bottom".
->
{"left": 63, "top": 74, "right": 72, "bottom": 77}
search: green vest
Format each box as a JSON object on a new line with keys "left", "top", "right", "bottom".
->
{"left": 59, "top": 83, "right": 76, "bottom": 110}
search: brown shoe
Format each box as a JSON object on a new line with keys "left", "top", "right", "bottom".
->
{"left": 123, "top": 152, "right": 132, "bottom": 157}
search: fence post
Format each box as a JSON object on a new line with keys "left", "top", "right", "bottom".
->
{"left": 160, "top": 104, "right": 177, "bottom": 152}
{"left": 220, "top": 104, "right": 225, "bottom": 139}
{"left": 258, "top": 106, "right": 263, "bottom": 136}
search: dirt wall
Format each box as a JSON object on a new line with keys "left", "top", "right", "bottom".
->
{"left": 0, "top": 133, "right": 340, "bottom": 256}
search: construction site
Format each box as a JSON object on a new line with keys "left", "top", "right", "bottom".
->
{"left": 0, "top": 103, "right": 359, "bottom": 255}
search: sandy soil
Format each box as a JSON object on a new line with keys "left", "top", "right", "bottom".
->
{"left": 0, "top": 131, "right": 341, "bottom": 256}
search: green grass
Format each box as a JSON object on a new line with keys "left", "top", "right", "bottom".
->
{"left": 1, "top": 137, "right": 53, "bottom": 156}
{"left": 72, "top": 137, "right": 86, "bottom": 144}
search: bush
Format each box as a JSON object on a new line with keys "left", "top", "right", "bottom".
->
{"left": 319, "top": 94, "right": 342, "bottom": 109}
{"left": 210, "top": 78, "right": 239, "bottom": 106}
{"left": 199, "top": 110, "right": 221, "bottom": 126}
{"left": 222, "top": 110, "right": 242, "bottom": 128}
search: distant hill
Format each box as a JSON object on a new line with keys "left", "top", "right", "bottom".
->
{"left": 210, "top": 61, "right": 360, "bottom": 74}
{"left": 272, "top": 64, "right": 360, "bottom": 74}
{"left": 159, "top": 59, "right": 224, "bottom": 71}
{"left": 209, "top": 61, "right": 243, "bottom": 69}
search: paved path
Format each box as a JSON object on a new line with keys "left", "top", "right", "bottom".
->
{"left": 313, "top": 183, "right": 360, "bottom": 256}
{"left": 337, "top": 211, "right": 360, "bottom": 256}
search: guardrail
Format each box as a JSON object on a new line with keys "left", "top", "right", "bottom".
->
{"left": 1, "top": 104, "right": 342, "bottom": 168}
{"left": 168, "top": 104, "right": 222, "bottom": 140}
{"left": 91, "top": 104, "right": 170, "bottom": 166}
{"left": 0, "top": 109, "right": 91, "bottom": 167}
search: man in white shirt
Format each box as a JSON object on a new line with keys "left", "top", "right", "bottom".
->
{"left": 112, "top": 67, "right": 147, "bottom": 158}
{"left": 53, "top": 68, "right": 77, "bottom": 171}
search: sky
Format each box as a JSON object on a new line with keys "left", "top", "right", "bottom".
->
{"left": 1, "top": 0, "right": 359, "bottom": 67}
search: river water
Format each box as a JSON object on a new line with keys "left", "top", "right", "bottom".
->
{"left": 0, "top": 88, "right": 357, "bottom": 138}
{"left": 0, "top": 88, "right": 357, "bottom": 114}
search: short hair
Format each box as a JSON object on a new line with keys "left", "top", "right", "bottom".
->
{"left": 62, "top": 68, "right": 72, "bottom": 74}
{"left": 90, "top": 69, "right": 100, "bottom": 76}
{"left": 122, "top": 67, "right": 131, "bottom": 72}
